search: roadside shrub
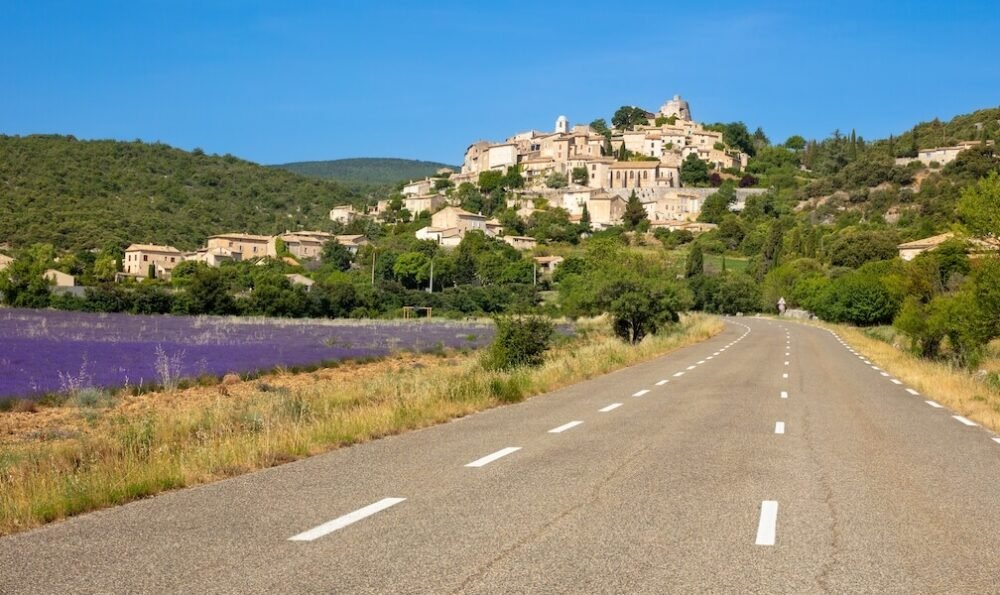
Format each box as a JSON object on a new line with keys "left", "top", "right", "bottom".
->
{"left": 814, "top": 270, "right": 901, "bottom": 326}
{"left": 481, "top": 316, "right": 554, "bottom": 371}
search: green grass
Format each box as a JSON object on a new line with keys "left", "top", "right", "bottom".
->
{"left": 704, "top": 254, "right": 748, "bottom": 274}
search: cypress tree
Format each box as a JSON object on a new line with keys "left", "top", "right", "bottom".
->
{"left": 686, "top": 244, "right": 704, "bottom": 278}
{"left": 623, "top": 190, "right": 647, "bottom": 231}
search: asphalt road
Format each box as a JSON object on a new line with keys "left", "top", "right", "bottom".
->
{"left": 3, "top": 318, "right": 1000, "bottom": 594}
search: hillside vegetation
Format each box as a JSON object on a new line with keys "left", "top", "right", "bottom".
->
{"left": 0, "top": 135, "right": 364, "bottom": 251}
{"left": 272, "top": 157, "right": 456, "bottom": 185}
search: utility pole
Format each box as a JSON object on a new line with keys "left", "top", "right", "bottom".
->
{"left": 371, "top": 249, "right": 376, "bottom": 286}
{"left": 533, "top": 262, "right": 537, "bottom": 286}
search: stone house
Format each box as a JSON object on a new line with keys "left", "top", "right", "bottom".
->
{"left": 279, "top": 233, "right": 325, "bottom": 260}
{"left": 207, "top": 233, "right": 276, "bottom": 259}
{"left": 585, "top": 193, "right": 627, "bottom": 229}
{"left": 335, "top": 234, "right": 369, "bottom": 255}
{"left": 44, "top": 269, "right": 75, "bottom": 287}
{"left": 123, "top": 244, "right": 184, "bottom": 279}
{"left": 533, "top": 255, "right": 565, "bottom": 275}
{"left": 187, "top": 246, "right": 242, "bottom": 267}
{"left": 404, "top": 194, "right": 446, "bottom": 216}
{"left": 329, "top": 205, "right": 360, "bottom": 224}
{"left": 503, "top": 235, "right": 538, "bottom": 251}
{"left": 402, "top": 178, "right": 435, "bottom": 197}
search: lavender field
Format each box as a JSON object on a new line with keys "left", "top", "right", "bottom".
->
{"left": 0, "top": 308, "right": 495, "bottom": 402}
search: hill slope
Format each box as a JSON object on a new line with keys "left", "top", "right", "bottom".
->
{"left": 272, "top": 158, "right": 456, "bottom": 185}
{"left": 0, "top": 135, "right": 364, "bottom": 251}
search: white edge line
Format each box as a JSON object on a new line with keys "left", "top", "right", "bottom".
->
{"left": 289, "top": 497, "right": 406, "bottom": 542}
{"left": 953, "top": 415, "right": 977, "bottom": 427}
{"left": 549, "top": 420, "right": 583, "bottom": 433}
{"left": 465, "top": 446, "right": 522, "bottom": 468}
{"left": 906, "top": 388, "right": 920, "bottom": 396}
{"left": 599, "top": 403, "right": 622, "bottom": 412}
{"left": 890, "top": 379, "right": 902, "bottom": 385}
{"left": 992, "top": 437, "right": 1000, "bottom": 445}
{"left": 925, "top": 400, "right": 943, "bottom": 408}
{"left": 755, "top": 501, "right": 778, "bottom": 546}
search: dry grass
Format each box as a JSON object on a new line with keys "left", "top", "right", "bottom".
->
{"left": 818, "top": 322, "right": 1000, "bottom": 433}
{"left": 0, "top": 314, "right": 722, "bottom": 536}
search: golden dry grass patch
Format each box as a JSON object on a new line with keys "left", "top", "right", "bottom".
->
{"left": 0, "top": 314, "right": 723, "bottom": 535}
{"left": 814, "top": 322, "right": 1000, "bottom": 434}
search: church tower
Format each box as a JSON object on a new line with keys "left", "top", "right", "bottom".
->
{"left": 555, "top": 115, "right": 568, "bottom": 134}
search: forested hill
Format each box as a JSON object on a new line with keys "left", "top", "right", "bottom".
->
{"left": 0, "top": 135, "right": 363, "bottom": 251}
{"left": 272, "top": 158, "right": 456, "bottom": 185}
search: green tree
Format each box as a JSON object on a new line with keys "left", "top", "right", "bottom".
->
{"left": 611, "top": 106, "right": 650, "bottom": 131}
{"left": 680, "top": 154, "right": 710, "bottom": 186}
{"left": 321, "top": 240, "right": 354, "bottom": 272}
{"left": 698, "top": 182, "right": 736, "bottom": 223}
{"left": 478, "top": 170, "right": 504, "bottom": 193}
{"left": 957, "top": 170, "right": 1000, "bottom": 237}
{"left": 571, "top": 166, "right": 589, "bottom": 185}
{"left": 392, "top": 251, "right": 431, "bottom": 289}
{"left": 686, "top": 244, "right": 704, "bottom": 278}
{"left": 589, "top": 119, "right": 611, "bottom": 138}
{"left": 784, "top": 135, "right": 807, "bottom": 151}
{"left": 0, "top": 243, "right": 55, "bottom": 308}
{"left": 622, "top": 191, "right": 648, "bottom": 231}
{"left": 92, "top": 252, "right": 119, "bottom": 283}
{"left": 545, "top": 172, "right": 568, "bottom": 188}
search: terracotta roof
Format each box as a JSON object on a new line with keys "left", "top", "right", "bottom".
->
{"left": 609, "top": 161, "right": 660, "bottom": 169}
{"left": 209, "top": 233, "right": 273, "bottom": 242}
{"left": 125, "top": 243, "right": 182, "bottom": 254}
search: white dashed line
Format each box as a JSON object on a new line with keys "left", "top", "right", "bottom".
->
{"left": 870, "top": 366, "right": 880, "bottom": 370}
{"left": 774, "top": 422, "right": 785, "bottom": 434}
{"left": 953, "top": 416, "right": 977, "bottom": 427}
{"left": 706, "top": 356, "right": 714, "bottom": 360}
{"left": 632, "top": 389, "right": 650, "bottom": 397}
{"left": 755, "top": 501, "right": 779, "bottom": 546}
{"left": 906, "top": 389, "right": 920, "bottom": 396}
{"left": 465, "top": 447, "right": 521, "bottom": 468}
{"left": 686, "top": 365, "right": 697, "bottom": 370}
{"left": 783, "top": 373, "right": 788, "bottom": 379}
{"left": 890, "top": 379, "right": 902, "bottom": 385}
{"left": 926, "top": 400, "right": 943, "bottom": 408}
{"left": 784, "top": 361, "right": 789, "bottom": 366}
{"left": 599, "top": 403, "right": 622, "bottom": 413}
{"left": 289, "top": 498, "right": 406, "bottom": 542}
{"left": 655, "top": 380, "right": 669, "bottom": 386}
{"left": 674, "top": 372, "right": 685, "bottom": 377}
{"left": 549, "top": 421, "right": 583, "bottom": 434}
{"left": 697, "top": 360, "right": 706, "bottom": 364}
{"left": 993, "top": 438, "right": 1000, "bottom": 445}
{"left": 780, "top": 391, "right": 788, "bottom": 399}
{"left": 880, "top": 372, "right": 890, "bottom": 377}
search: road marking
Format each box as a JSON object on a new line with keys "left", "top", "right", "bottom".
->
{"left": 632, "top": 389, "right": 650, "bottom": 397}
{"left": 655, "top": 380, "right": 669, "bottom": 386}
{"left": 871, "top": 366, "right": 880, "bottom": 370}
{"left": 926, "top": 400, "right": 943, "bottom": 408}
{"left": 782, "top": 373, "right": 788, "bottom": 379}
{"left": 697, "top": 360, "right": 706, "bottom": 364}
{"left": 599, "top": 403, "right": 622, "bottom": 412}
{"left": 784, "top": 361, "right": 789, "bottom": 366}
{"left": 466, "top": 447, "right": 521, "bottom": 468}
{"left": 785, "top": 352, "right": 790, "bottom": 356}
{"left": 686, "top": 365, "right": 697, "bottom": 370}
{"left": 706, "top": 356, "right": 714, "bottom": 360}
{"left": 289, "top": 498, "right": 406, "bottom": 542}
{"left": 780, "top": 391, "right": 788, "bottom": 399}
{"left": 674, "top": 372, "right": 685, "bottom": 377}
{"left": 755, "top": 501, "right": 779, "bottom": 546}
{"left": 775, "top": 422, "right": 785, "bottom": 434}
{"left": 890, "top": 379, "right": 902, "bottom": 385}
{"left": 953, "top": 415, "right": 977, "bottom": 427}
{"left": 993, "top": 438, "right": 1000, "bottom": 445}
{"left": 549, "top": 421, "right": 583, "bottom": 433}
{"left": 880, "top": 372, "right": 890, "bottom": 377}
{"left": 713, "top": 352, "right": 720, "bottom": 356}
{"left": 906, "top": 389, "right": 920, "bottom": 396}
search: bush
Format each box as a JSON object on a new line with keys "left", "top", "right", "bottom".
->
{"left": 481, "top": 316, "right": 555, "bottom": 371}
{"left": 813, "top": 270, "right": 901, "bottom": 325}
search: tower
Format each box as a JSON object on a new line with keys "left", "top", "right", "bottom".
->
{"left": 659, "top": 95, "right": 692, "bottom": 121}
{"left": 555, "top": 115, "right": 568, "bottom": 134}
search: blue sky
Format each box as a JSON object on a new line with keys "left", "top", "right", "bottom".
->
{"left": 2, "top": 1, "right": 998, "bottom": 165}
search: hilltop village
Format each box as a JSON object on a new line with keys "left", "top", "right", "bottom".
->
{"left": 331, "top": 95, "right": 767, "bottom": 249}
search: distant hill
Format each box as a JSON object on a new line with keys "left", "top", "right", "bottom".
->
{"left": 272, "top": 158, "right": 457, "bottom": 185}
{"left": 0, "top": 135, "right": 365, "bottom": 251}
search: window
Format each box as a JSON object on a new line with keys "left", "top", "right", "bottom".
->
{"left": 615, "top": 172, "right": 621, "bottom": 179}
{"left": 170, "top": 257, "right": 175, "bottom": 263}
{"left": 629, "top": 171, "right": 634, "bottom": 179}
{"left": 644, "top": 171, "right": 649, "bottom": 179}
{"left": 143, "top": 255, "right": 148, "bottom": 262}
{"left": 253, "top": 246, "right": 257, "bottom": 253}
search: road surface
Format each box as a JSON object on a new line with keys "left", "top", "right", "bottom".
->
{"left": 3, "top": 318, "right": 1000, "bottom": 593}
